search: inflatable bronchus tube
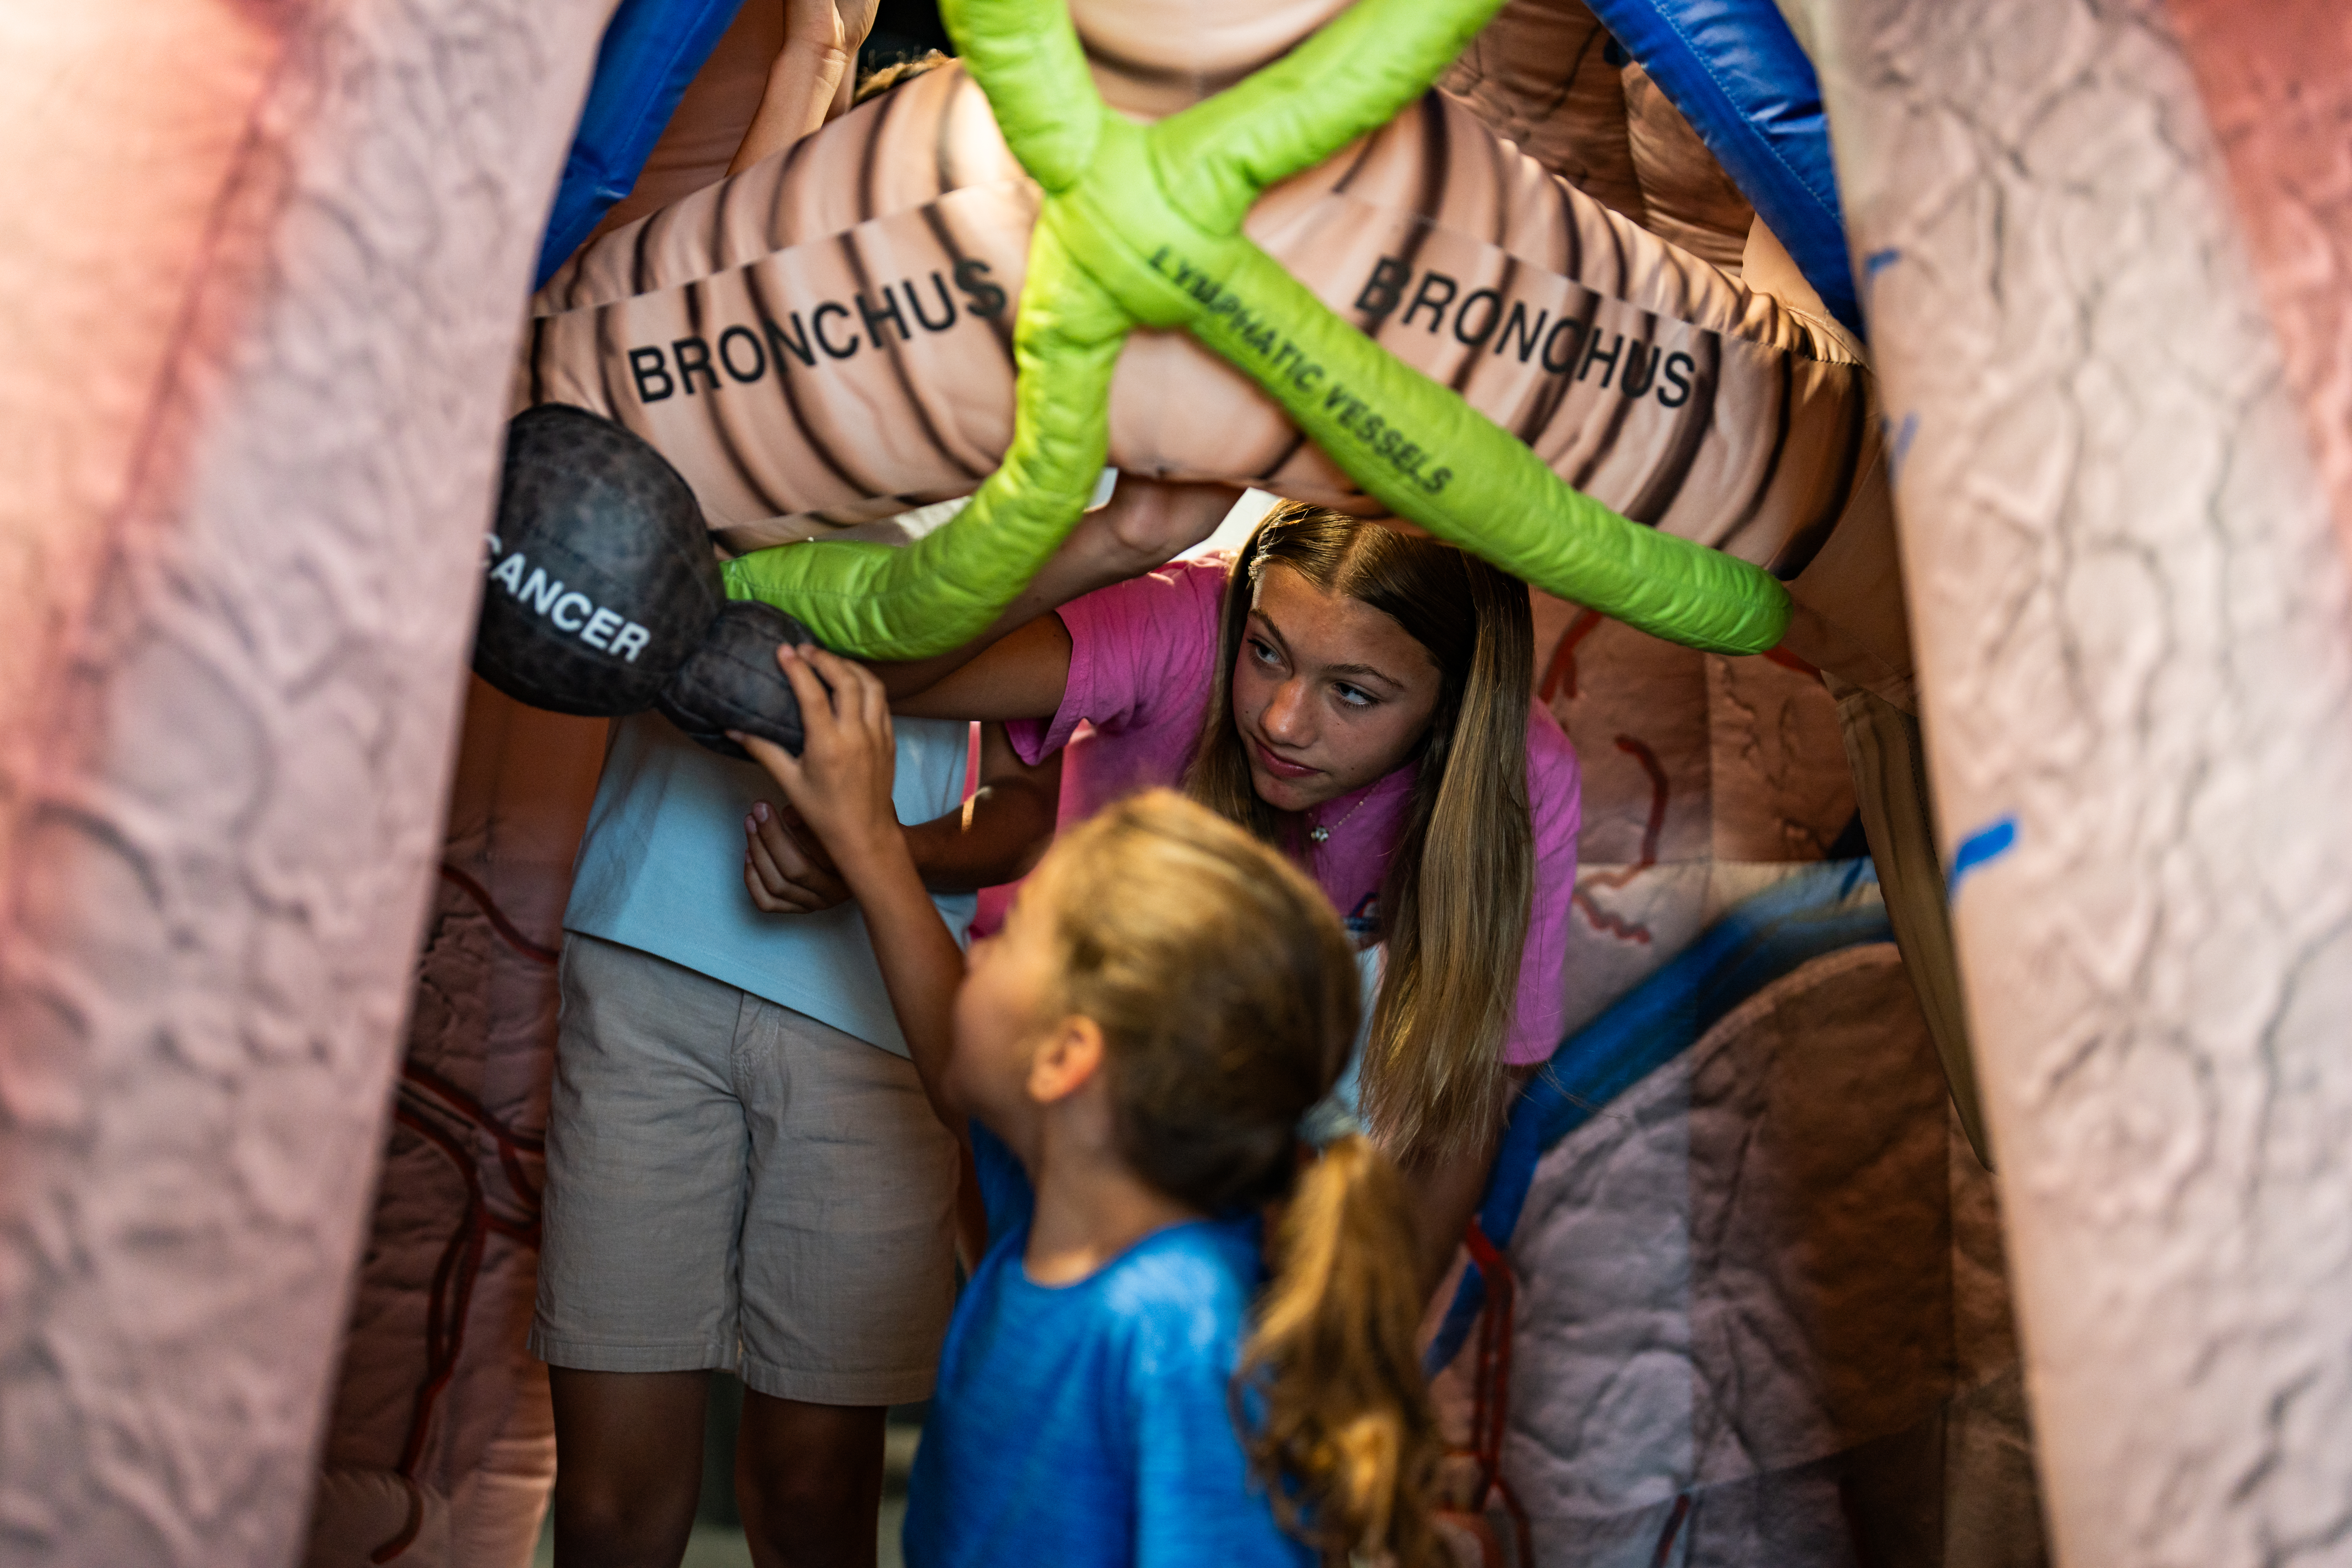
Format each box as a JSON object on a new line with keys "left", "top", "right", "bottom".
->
{"left": 480, "top": 0, "right": 1905, "bottom": 731}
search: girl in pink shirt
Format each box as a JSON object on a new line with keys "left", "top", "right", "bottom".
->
{"left": 893, "top": 501, "right": 1581, "bottom": 1289}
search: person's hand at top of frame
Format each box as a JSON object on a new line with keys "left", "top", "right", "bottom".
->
{"left": 731, "top": 0, "right": 880, "bottom": 173}
{"left": 734, "top": 644, "right": 903, "bottom": 879}
{"left": 785, "top": 0, "right": 880, "bottom": 86}
{"left": 742, "top": 798, "right": 851, "bottom": 915}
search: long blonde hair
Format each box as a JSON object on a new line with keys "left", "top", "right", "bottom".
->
{"left": 1185, "top": 503, "right": 1536, "bottom": 1159}
{"left": 1027, "top": 792, "right": 1442, "bottom": 1564}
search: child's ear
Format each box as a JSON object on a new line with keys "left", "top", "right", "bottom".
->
{"left": 1026, "top": 1016, "right": 1105, "bottom": 1105}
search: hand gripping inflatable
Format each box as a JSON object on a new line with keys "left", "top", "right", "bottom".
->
{"left": 705, "top": 0, "right": 1793, "bottom": 659}
{"left": 477, "top": 404, "right": 814, "bottom": 755}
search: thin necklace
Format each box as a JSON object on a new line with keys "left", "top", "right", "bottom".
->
{"left": 1308, "top": 790, "right": 1375, "bottom": 845}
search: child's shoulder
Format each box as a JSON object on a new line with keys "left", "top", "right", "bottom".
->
{"left": 1095, "top": 1218, "right": 1262, "bottom": 1369}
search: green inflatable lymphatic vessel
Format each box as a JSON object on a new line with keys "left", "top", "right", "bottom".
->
{"left": 721, "top": 0, "right": 1793, "bottom": 659}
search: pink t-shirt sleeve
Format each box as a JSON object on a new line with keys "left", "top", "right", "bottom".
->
{"left": 1505, "top": 703, "right": 1582, "bottom": 1065}
{"left": 1007, "top": 556, "right": 1228, "bottom": 768}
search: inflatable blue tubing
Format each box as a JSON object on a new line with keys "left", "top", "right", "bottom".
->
{"left": 536, "top": 0, "right": 748, "bottom": 288}
{"left": 1585, "top": 0, "right": 1860, "bottom": 337}
{"left": 1425, "top": 858, "right": 1889, "bottom": 1373}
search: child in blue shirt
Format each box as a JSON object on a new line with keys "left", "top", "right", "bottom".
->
{"left": 736, "top": 645, "right": 1444, "bottom": 1567}
{"left": 917, "top": 1124, "right": 1302, "bottom": 1566}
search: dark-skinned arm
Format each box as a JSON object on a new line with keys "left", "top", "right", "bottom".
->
{"left": 744, "top": 718, "right": 1061, "bottom": 909}
{"left": 903, "top": 723, "right": 1062, "bottom": 890}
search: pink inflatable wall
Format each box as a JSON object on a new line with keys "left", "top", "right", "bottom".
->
{"left": 0, "top": 3, "right": 605, "bottom": 1561}
{"left": 1800, "top": 0, "right": 2352, "bottom": 1560}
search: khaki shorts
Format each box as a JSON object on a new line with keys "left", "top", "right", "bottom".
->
{"left": 529, "top": 933, "right": 958, "bottom": 1405}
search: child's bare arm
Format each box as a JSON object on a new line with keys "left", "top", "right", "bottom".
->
{"left": 736, "top": 645, "right": 966, "bottom": 1129}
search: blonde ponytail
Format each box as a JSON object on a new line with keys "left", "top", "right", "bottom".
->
{"left": 1026, "top": 797, "right": 1439, "bottom": 1560}
{"left": 1238, "top": 1136, "right": 1441, "bottom": 1566}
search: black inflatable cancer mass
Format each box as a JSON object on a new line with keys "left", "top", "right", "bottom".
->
{"left": 477, "top": 404, "right": 716, "bottom": 713}
{"left": 659, "top": 600, "right": 814, "bottom": 757}
{"left": 474, "top": 403, "right": 811, "bottom": 757}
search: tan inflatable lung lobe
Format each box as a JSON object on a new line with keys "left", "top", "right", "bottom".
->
{"left": 527, "top": 64, "right": 1879, "bottom": 609}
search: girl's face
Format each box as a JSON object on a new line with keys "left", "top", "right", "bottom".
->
{"left": 949, "top": 885, "right": 1064, "bottom": 1131}
{"left": 1232, "top": 562, "right": 1445, "bottom": 813}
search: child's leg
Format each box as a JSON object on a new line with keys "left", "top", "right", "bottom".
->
{"left": 734, "top": 1395, "right": 888, "bottom": 1567}
{"left": 732, "top": 999, "right": 960, "bottom": 1567}
{"left": 548, "top": 1368, "right": 709, "bottom": 1568}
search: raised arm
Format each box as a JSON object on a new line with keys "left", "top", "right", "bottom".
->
{"left": 727, "top": 0, "right": 877, "bottom": 174}
{"left": 871, "top": 477, "right": 1242, "bottom": 704}
{"left": 885, "top": 612, "right": 1074, "bottom": 721}
{"left": 738, "top": 646, "right": 967, "bottom": 1129}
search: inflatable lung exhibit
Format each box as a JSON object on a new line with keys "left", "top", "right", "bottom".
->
{"left": 511, "top": 0, "right": 1901, "bottom": 679}
{"left": 4, "top": 0, "right": 2350, "bottom": 1564}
